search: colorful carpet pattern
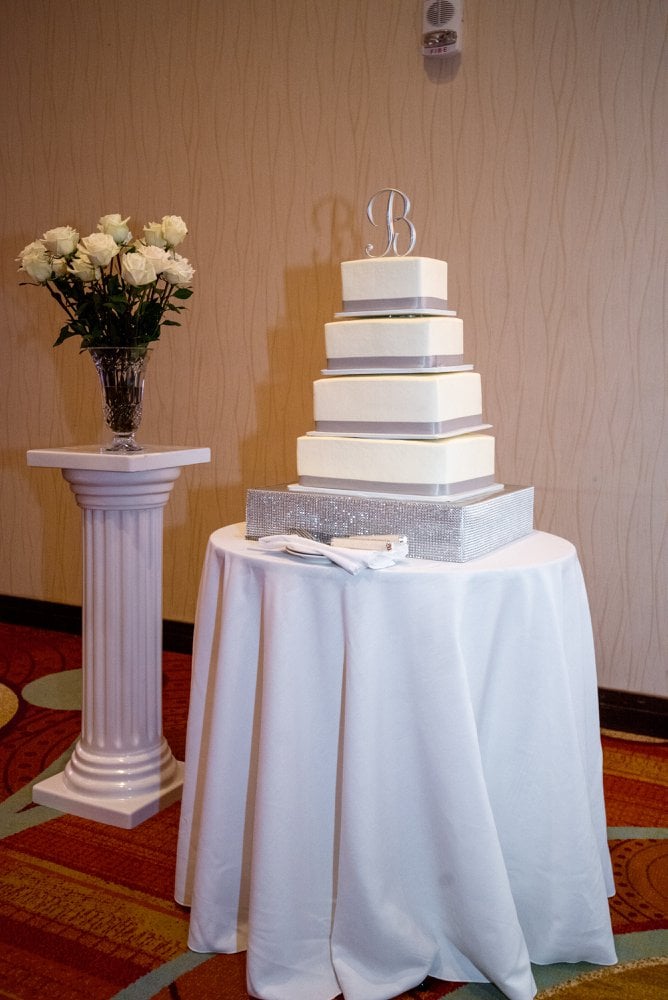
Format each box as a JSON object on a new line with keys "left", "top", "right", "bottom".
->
{"left": 0, "top": 622, "right": 666, "bottom": 999}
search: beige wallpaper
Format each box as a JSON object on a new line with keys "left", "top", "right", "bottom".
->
{"left": 0, "top": 0, "right": 665, "bottom": 698}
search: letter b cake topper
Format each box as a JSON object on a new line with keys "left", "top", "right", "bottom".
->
{"left": 365, "top": 188, "right": 416, "bottom": 258}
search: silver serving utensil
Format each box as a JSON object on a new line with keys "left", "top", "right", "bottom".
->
{"left": 291, "top": 527, "right": 328, "bottom": 543}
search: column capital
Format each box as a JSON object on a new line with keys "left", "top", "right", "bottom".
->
{"left": 27, "top": 443, "right": 210, "bottom": 472}
{"left": 62, "top": 466, "right": 182, "bottom": 510}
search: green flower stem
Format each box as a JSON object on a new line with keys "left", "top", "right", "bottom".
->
{"left": 45, "top": 282, "right": 78, "bottom": 323}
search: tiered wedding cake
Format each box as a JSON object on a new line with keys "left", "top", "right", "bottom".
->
{"left": 294, "top": 253, "right": 498, "bottom": 499}
{"left": 246, "top": 190, "right": 533, "bottom": 561}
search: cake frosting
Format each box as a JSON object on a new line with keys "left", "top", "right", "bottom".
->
{"left": 312, "top": 372, "right": 482, "bottom": 436}
{"left": 246, "top": 192, "right": 533, "bottom": 559}
{"left": 340, "top": 256, "right": 448, "bottom": 313}
{"left": 324, "top": 316, "right": 463, "bottom": 370}
{"left": 296, "top": 433, "right": 495, "bottom": 496}
{"left": 291, "top": 246, "right": 498, "bottom": 500}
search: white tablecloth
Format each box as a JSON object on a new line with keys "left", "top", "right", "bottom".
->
{"left": 175, "top": 524, "right": 616, "bottom": 1000}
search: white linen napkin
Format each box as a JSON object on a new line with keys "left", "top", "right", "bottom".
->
{"left": 257, "top": 534, "right": 406, "bottom": 574}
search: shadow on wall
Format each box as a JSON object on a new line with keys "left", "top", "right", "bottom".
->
{"left": 242, "top": 261, "right": 332, "bottom": 493}
{"left": 240, "top": 197, "right": 361, "bottom": 498}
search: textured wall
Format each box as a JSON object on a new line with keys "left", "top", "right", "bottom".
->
{"left": 0, "top": 0, "right": 665, "bottom": 696}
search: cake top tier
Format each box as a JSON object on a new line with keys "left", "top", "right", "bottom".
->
{"left": 340, "top": 256, "right": 448, "bottom": 315}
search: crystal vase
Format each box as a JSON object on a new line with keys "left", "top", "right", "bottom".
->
{"left": 87, "top": 346, "right": 151, "bottom": 453}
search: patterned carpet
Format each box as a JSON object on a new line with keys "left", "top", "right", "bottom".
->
{"left": 0, "top": 621, "right": 666, "bottom": 999}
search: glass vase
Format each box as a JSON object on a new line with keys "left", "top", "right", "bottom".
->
{"left": 87, "top": 346, "right": 151, "bottom": 453}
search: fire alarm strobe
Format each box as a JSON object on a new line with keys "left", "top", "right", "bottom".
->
{"left": 422, "top": 0, "right": 463, "bottom": 57}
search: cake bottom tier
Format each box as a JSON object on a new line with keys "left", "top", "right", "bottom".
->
{"left": 296, "top": 432, "right": 495, "bottom": 497}
{"left": 246, "top": 485, "right": 535, "bottom": 563}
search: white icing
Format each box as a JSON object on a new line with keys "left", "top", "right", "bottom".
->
{"left": 313, "top": 373, "right": 482, "bottom": 425}
{"left": 341, "top": 257, "right": 447, "bottom": 308}
{"left": 325, "top": 316, "right": 463, "bottom": 360}
{"left": 297, "top": 434, "right": 495, "bottom": 486}
{"left": 294, "top": 255, "right": 497, "bottom": 494}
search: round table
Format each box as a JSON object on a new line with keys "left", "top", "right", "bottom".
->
{"left": 175, "top": 524, "right": 616, "bottom": 1000}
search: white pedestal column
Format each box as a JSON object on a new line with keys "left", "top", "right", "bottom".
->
{"left": 27, "top": 445, "right": 210, "bottom": 828}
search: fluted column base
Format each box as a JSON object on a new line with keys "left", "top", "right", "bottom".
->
{"left": 32, "top": 759, "right": 185, "bottom": 828}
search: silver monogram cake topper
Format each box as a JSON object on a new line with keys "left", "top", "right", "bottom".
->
{"left": 365, "top": 188, "right": 416, "bottom": 258}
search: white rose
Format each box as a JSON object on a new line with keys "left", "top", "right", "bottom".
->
{"left": 17, "top": 239, "right": 44, "bottom": 259}
{"left": 136, "top": 242, "right": 172, "bottom": 274}
{"left": 24, "top": 257, "right": 53, "bottom": 281}
{"left": 68, "top": 253, "right": 100, "bottom": 281}
{"left": 98, "top": 213, "right": 132, "bottom": 244}
{"left": 51, "top": 257, "right": 69, "bottom": 278}
{"left": 79, "top": 232, "right": 121, "bottom": 267}
{"left": 17, "top": 241, "right": 53, "bottom": 282}
{"left": 121, "top": 251, "right": 157, "bottom": 287}
{"left": 161, "top": 252, "right": 195, "bottom": 286}
{"left": 42, "top": 225, "right": 79, "bottom": 256}
{"left": 161, "top": 215, "right": 188, "bottom": 247}
{"left": 143, "top": 222, "right": 166, "bottom": 248}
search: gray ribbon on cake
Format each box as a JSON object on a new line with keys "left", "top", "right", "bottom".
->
{"left": 257, "top": 534, "right": 406, "bottom": 574}
{"left": 326, "top": 354, "right": 463, "bottom": 370}
{"left": 342, "top": 296, "right": 448, "bottom": 312}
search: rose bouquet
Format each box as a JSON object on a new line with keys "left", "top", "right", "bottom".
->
{"left": 16, "top": 213, "right": 194, "bottom": 349}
